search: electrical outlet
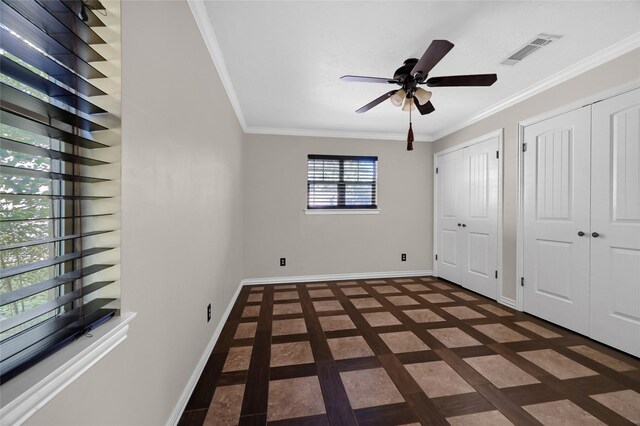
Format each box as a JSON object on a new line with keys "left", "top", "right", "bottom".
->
{"left": 280, "top": 257, "right": 286, "bottom": 266}
{"left": 401, "top": 253, "right": 407, "bottom": 262}
{"left": 207, "top": 303, "right": 211, "bottom": 322}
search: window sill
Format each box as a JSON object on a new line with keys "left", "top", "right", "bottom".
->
{"left": 0, "top": 312, "right": 137, "bottom": 426}
{"left": 304, "top": 209, "right": 380, "bottom": 215}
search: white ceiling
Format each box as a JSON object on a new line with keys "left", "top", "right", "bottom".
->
{"left": 196, "top": 1, "right": 640, "bottom": 142}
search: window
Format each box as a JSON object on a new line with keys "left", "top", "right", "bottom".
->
{"left": 307, "top": 155, "right": 378, "bottom": 209}
{"left": 0, "top": 0, "right": 119, "bottom": 382}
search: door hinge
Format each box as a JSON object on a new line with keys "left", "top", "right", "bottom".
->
{"left": 495, "top": 270, "right": 498, "bottom": 279}
{"left": 435, "top": 167, "right": 439, "bottom": 174}
{"left": 435, "top": 254, "right": 438, "bottom": 260}
{"left": 522, "top": 143, "right": 528, "bottom": 152}
{"left": 521, "top": 277, "right": 525, "bottom": 286}
{"left": 496, "top": 151, "right": 499, "bottom": 159}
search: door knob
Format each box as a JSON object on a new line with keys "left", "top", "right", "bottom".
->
{"left": 592, "top": 232, "right": 600, "bottom": 238}
{"left": 457, "top": 223, "right": 461, "bottom": 227}
{"left": 462, "top": 224, "right": 467, "bottom": 227}
{"left": 578, "top": 231, "right": 585, "bottom": 236}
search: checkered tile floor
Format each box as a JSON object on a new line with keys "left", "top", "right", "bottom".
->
{"left": 179, "top": 277, "right": 640, "bottom": 425}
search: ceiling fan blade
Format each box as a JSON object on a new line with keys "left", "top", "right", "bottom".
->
{"left": 415, "top": 99, "right": 435, "bottom": 115}
{"left": 356, "top": 90, "right": 398, "bottom": 113}
{"left": 411, "top": 40, "right": 454, "bottom": 78}
{"left": 427, "top": 74, "right": 497, "bottom": 87}
{"left": 341, "top": 75, "right": 398, "bottom": 84}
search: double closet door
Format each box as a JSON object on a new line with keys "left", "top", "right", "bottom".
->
{"left": 523, "top": 88, "right": 640, "bottom": 356}
{"left": 436, "top": 135, "right": 500, "bottom": 300}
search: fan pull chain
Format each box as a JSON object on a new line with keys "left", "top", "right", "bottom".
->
{"left": 407, "top": 102, "right": 414, "bottom": 151}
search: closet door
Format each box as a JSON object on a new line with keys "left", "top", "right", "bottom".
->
{"left": 437, "top": 149, "right": 464, "bottom": 283}
{"left": 523, "top": 106, "right": 591, "bottom": 335}
{"left": 461, "top": 137, "right": 499, "bottom": 299}
{"left": 590, "top": 88, "right": 640, "bottom": 357}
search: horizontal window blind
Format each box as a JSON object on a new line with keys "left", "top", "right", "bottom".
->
{"left": 307, "top": 155, "right": 378, "bottom": 209}
{"left": 0, "top": 0, "right": 119, "bottom": 382}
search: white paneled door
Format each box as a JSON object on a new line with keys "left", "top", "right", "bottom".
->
{"left": 436, "top": 134, "right": 500, "bottom": 300}
{"left": 590, "top": 88, "right": 640, "bottom": 356}
{"left": 523, "top": 106, "right": 591, "bottom": 335}
{"left": 437, "top": 149, "right": 464, "bottom": 283}
{"left": 462, "top": 138, "right": 499, "bottom": 299}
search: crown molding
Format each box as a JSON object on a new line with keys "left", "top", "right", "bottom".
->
{"left": 187, "top": 0, "right": 247, "bottom": 130}
{"left": 428, "top": 32, "right": 640, "bottom": 141}
{"left": 245, "top": 126, "right": 432, "bottom": 143}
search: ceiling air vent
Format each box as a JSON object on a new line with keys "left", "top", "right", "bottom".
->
{"left": 501, "top": 33, "right": 562, "bottom": 65}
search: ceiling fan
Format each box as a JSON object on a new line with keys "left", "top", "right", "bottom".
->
{"left": 341, "top": 40, "right": 497, "bottom": 150}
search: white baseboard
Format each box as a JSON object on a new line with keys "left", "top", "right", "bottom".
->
{"left": 242, "top": 270, "right": 433, "bottom": 286}
{"left": 166, "top": 283, "right": 244, "bottom": 426}
{"left": 500, "top": 296, "right": 517, "bottom": 309}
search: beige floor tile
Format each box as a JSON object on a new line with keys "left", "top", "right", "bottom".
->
{"left": 341, "top": 287, "right": 368, "bottom": 296}
{"left": 204, "top": 384, "right": 244, "bottom": 426}
{"left": 451, "top": 292, "right": 478, "bottom": 301}
{"left": 428, "top": 327, "right": 481, "bottom": 348}
{"left": 373, "top": 285, "right": 402, "bottom": 294}
{"left": 247, "top": 293, "right": 263, "bottom": 303}
{"left": 447, "top": 410, "right": 513, "bottom": 426}
{"left": 222, "top": 346, "right": 253, "bottom": 372}
{"left": 442, "top": 306, "right": 485, "bottom": 320}
{"left": 350, "top": 297, "right": 383, "bottom": 309}
{"left": 478, "top": 304, "right": 512, "bottom": 316}
{"left": 337, "top": 281, "right": 358, "bottom": 286}
{"left": 313, "top": 300, "right": 343, "bottom": 312}
{"left": 234, "top": 322, "right": 257, "bottom": 339}
{"left": 270, "top": 341, "right": 314, "bottom": 367}
{"left": 275, "top": 284, "right": 297, "bottom": 290}
{"left": 523, "top": 400, "right": 604, "bottom": 425}
{"left": 420, "top": 277, "right": 434, "bottom": 282}
{"left": 465, "top": 354, "right": 539, "bottom": 388}
{"left": 242, "top": 305, "right": 261, "bottom": 318}
{"left": 365, "top": 280, "right": 387, "bottom": 284}
{"left": 393, "top": 278, "right": 415, "bottom": 283}
{"left": 309, "top": 289, "right": 334, "bottom": 298}
{"left": 272, "top": 318, "right": 307, "bottom": 336}
{"left": 267, "top": 376, "right": 326, "bottom": 421}
{"left": 249, "top": 286, "right": 264, "bottom": 292}
{"left": 405, "top": 361, "right": 475, "bottom": 397}
{"left": 274, "top": 291, "right": 299, "bottom": 301}
{"left": 591, "top": 389, "right": 640, "bottom": 423}
{"left": 420, "top": 293, "right": 454, "bottom": 303}
{"left": 328, "top": 336, "right": 374, "bottom": 360}
{"left": 404, "top": 308, "right": 444, "bottom": 323}
{"left": 473, "top": 324, "right": 529, "bottom": 343}
{"left": 362, "top": 311, "right": 402, "bottom": 327}
{"left": 403, "top": 284, "right": 430, "bottom": 292}
{"left": 319, "top": 315, "right": 356, "bottom": 331}
{"left": 568, "top": 345, "right": 635, "bottom": 372}
{"left": 431, "top": 282, "right": 454, "bottom": 290}
{"left": 380, "top": 331, "right": 429, "bottom": 353}
{"left": 386, "top": 295, "right": 420, "bottom": 306}
{"left": 515, "top": 321, "right": 561, "bottom": 338}
{"left": 519, "top": 349, "right": 597, "bottom": 380}
{"left": 340, "top": 368, "right": 404, "bottom": 409}
{"left": 307, "top": 283, "right": 328, "bottom": 288}
{"left": 272, "top": 302, "right": 302, "bottom": 315}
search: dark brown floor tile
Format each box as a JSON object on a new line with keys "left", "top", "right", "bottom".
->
{"left": 431, "top": 392, "right": 497, "bottom": 419}
{"left": 353, "top": 402, "right": 418, "bottom": 425}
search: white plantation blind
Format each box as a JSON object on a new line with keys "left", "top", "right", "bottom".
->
{"left": 307, "top": 155, "right": 378, "bottom": 209}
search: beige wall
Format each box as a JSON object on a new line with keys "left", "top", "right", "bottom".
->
{"left": 243, "top": 134, "right": 433, "bottom": 279}
{"left": 25, "top": 1, "right": 244, "bottom": 425}
{"left": 433, "top": 48, "right": 640, "bottom": 300}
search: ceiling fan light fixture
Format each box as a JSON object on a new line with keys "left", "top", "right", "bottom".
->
{"left": 415, "top": 88, "right": 432, "bottom": 105}
{"left": 402, "top": 98, "right": 415, "bottom": 112}
{"left": 389, "top": 89, "right": 406, "bottom": 107}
